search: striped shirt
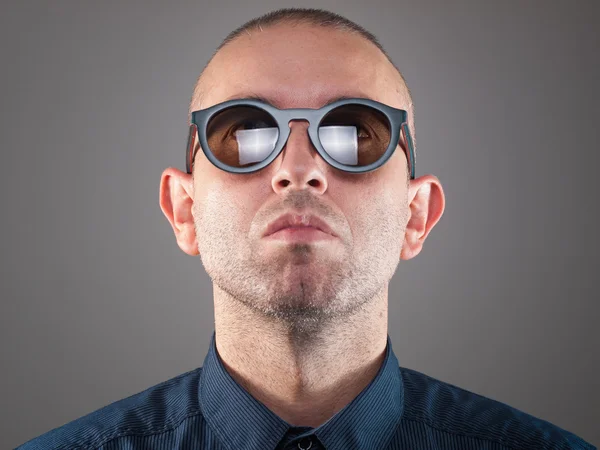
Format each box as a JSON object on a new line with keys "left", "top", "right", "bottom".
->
{"left": 17, "top": 331, "right": 595, "bottom": 449}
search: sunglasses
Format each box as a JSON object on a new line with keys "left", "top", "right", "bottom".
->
{"left": 186, "top": 97, "right": 415, "bottom": 179}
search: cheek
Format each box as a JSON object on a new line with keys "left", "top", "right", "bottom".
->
{"left": 343, "top": 181, "right": 404, "bottom": 241}
{"left": 201, "top": 182, "right": 264, "bottom": 236}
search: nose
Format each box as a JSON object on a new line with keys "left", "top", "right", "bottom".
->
{"left": 270, "top": 120, "right": 328, "bottom": 195}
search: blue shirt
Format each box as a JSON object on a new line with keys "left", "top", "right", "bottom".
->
{"left": 17, "top": 331, "right": 595, "bottom": 450}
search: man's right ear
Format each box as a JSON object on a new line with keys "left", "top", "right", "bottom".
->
{"left": 159, "top": 167, "right": 199, "bottom": 256}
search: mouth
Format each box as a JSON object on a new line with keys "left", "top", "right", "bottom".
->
{"left": 264, "top": 225, "right": 336, "bottom": 242}
{"left": 263, "top": 212, "right": 337, "bottom": 239}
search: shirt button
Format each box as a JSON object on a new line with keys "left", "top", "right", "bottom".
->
{"left": 297, "top": 436, "right": 313, "bottom": 450}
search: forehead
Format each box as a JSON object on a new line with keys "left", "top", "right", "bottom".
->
{"left": 199, "top": 24, "right": 404, "bottom": 110}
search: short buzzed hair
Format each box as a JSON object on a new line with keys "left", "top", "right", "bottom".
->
{"left": 189, "top": 8, "right": 416, "bottom": 177}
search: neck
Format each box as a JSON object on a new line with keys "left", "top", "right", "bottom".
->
{"left": 212, "top": 286, "right": 389, "bottom": 428}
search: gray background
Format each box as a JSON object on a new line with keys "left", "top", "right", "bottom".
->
{"left": 1, "top": 0, "right": 598, "bottom": 448}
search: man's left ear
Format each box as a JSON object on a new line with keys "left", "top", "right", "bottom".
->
{"left": 400, "top": 174, "right": 445, "bottom": 260}
{"left": 159, "top": 167, "right": 200, "bottom": 256}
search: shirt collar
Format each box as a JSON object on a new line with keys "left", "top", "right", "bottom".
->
{"left": 199, "top": 330, "right": 404, "bottom": 450}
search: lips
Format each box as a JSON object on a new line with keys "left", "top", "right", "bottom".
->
{"left": 263, "top": 212, "right": 336, "bottom": 238}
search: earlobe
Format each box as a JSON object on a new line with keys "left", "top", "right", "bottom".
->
{"left": 159, "top": 167, "right": 200, "bottom": 256}
{"left": 400, "top": 175, "right": 445, "bottom": 260}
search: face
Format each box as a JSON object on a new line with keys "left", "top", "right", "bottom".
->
{"left": 164, "top": 24, "right": 441, "bottom": 333}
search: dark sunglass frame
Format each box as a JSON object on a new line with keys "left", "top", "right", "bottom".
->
{"left": 186, "top": 97, "right": 415, "bottom": 179}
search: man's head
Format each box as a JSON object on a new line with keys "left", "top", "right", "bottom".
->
{"left": 160, "top": 8, "right": 445, "bottom": 334}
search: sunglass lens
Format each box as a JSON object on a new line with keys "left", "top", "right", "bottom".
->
{"left": 206, "top": 106, "right": 279, "bottom": 168}
{"left": 318, "top": 104, "right": 391, "bottom": 167}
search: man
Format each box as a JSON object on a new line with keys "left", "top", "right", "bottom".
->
{"left": 18, "top": 8, "right": 595, "bottom": 450}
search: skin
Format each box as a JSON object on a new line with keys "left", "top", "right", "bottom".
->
{"left": 159, "top": 23, "right": 445, "bottom": 428}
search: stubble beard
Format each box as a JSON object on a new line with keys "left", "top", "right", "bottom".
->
{"left": 192, "top": 197, "right": 405, "bottom": 336}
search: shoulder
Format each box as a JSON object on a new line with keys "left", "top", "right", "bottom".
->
{"left": 398, "top": 366, "right": 596, "bottom": 450}
{"left": 17, "top": 368, "right": 204, "bottom": 450}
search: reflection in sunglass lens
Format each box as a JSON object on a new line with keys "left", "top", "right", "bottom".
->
{"left": 206, "top": 106, "right": 279, "bottom": 168}
{"left": 319, "top": 104, "right": 391, "bottom": 166}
